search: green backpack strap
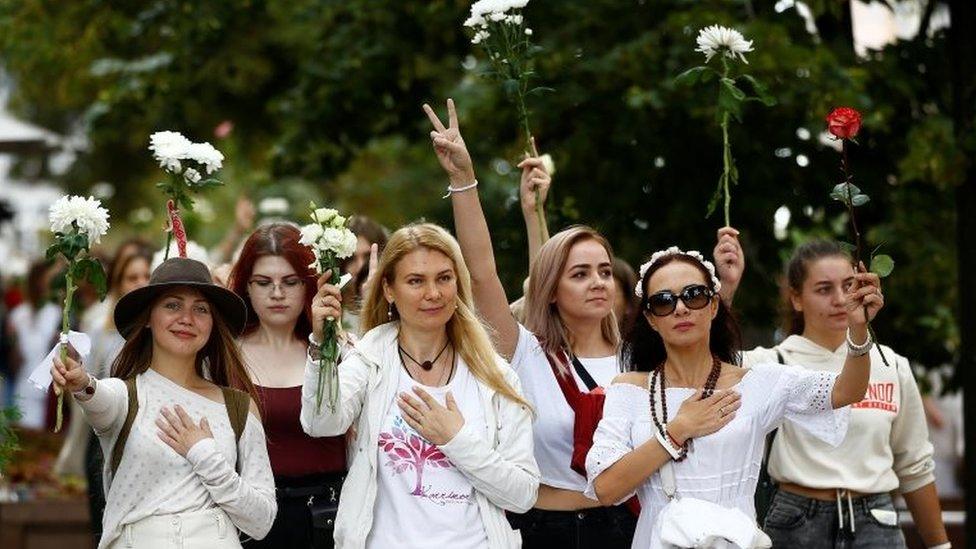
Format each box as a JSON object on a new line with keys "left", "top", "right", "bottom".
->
{"left": 221, "top": 386, "right": 250, "bottom": 471}
{"left": 109, "top": 377, "right": 139, "bottom": 480}
{"left": 109, "top": 380, "right": 250, "bottom": 477}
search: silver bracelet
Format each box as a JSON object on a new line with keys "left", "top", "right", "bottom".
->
{"left": 846, "top": 327, "right": 873, "bottom": 357}
{"left": 441, "top": 179, "right": 479, "bottom": 199}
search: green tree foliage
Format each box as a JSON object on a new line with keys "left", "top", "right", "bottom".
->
{"left": 0, "top": 0, "right": 961, "bottom": 376}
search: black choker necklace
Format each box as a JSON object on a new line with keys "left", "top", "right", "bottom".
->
{"left": 398, "top": 340, "right": 451, "bottom": 371}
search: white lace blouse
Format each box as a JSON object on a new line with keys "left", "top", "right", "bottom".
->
{"left": 585, "top": 362, "right": 850, "bottom": 548}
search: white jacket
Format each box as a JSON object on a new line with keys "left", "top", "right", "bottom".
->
{"left": 301, "top": 322, "right": 540, "bottom": 548}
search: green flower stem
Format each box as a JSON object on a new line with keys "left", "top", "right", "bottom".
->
{"left": 164, "top": 230, "right": 173, "bottom": 261}
{"left": 721, "top": 111, "right": 732, "bottom": 227}
{"left": 480, "top": 18, "right": 545, "bottom": 240}
{"left": 315, "top": 257, "right": 342, "bottom": 413}
{"left": 720, "top": 59, "right": 733, "bottom": 227}
{"left": 840, "top": 141, "right": 890, "bottom": 367}
{"left": 55, "top": 267, "right": 75, "bottom": 433}
{"left": 513, "top": 81, "right": 546, "bottom": 241}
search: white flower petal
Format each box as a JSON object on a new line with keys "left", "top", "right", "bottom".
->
{"left": 694, "top": 25, "right": 754, "bottom": 64}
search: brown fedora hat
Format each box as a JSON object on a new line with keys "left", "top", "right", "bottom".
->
{"left": 114, "top": 257, "right": 247, "bottom": 337}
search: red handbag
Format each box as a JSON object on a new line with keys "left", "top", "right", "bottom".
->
{"left": 542, "top": 343, "right": 641, "bottom": 516}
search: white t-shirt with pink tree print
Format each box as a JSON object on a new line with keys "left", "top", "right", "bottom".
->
{"left": 366, "top": 360, "right": 490, "bottom": 549}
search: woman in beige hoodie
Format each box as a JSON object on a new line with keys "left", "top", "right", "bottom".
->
{"left": 715, "top": 233, "right": 950, "bottom": 549}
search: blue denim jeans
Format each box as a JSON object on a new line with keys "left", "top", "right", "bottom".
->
{"left": 764, "top": 489, "right": 906, "bottom": 549}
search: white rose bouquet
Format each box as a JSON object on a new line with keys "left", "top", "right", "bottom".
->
{"left": 299, "top": 202, "right": 357, "bottom": 412}
{"left": 46, "top": 195, "right": 110, "bottom": 431}
{"left": 148, "top": 131, "right": 225, "bottom": 259}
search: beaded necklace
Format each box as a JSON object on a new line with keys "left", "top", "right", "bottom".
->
{"left": 649, "top": 356, "right": 722, "bottom": 461}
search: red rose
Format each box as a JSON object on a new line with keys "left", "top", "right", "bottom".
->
{"left": 826, "top": 107, "right": 862, "bottom": 140}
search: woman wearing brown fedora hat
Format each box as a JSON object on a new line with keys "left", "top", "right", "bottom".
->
{"left": 51, "top": 257, "right": 277, "bottom": 549}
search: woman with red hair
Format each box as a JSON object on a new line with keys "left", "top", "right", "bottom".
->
{"left": 229, "top": 222, "right": 347, "bottom": 548}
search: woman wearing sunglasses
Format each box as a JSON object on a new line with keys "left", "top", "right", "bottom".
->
{"left": 714, "top": 233, "right": 949, "bottom": 549}
{"left": 425, "top": 98, "right": 636, "bottom": 547}
{"left": 228, "top": 223, "right": 348, "bottom": 548}
{"left": 586, "top": 246, "right": 881, "bottom": 548}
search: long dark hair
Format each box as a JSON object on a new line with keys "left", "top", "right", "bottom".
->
{"left": 228, "top": 223, "right": 316, "bottom": 341}
{"left": 782, "top": 239, "right": 850, "bottom": 336}
{"left": 623, "top": 254, "right": 742, "bottom": 372}
{"left": 110, "top": 293, "right": 258, "bottom": 403}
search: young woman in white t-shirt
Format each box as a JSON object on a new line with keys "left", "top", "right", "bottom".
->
{"left": 423, "top": 98, "right": 637, "bottom": 547}
{"left": 715, "top": 233, "right": 950, "bottom": 549}
{"left": 300, "top": 223, "right": 539, "bottom": 549}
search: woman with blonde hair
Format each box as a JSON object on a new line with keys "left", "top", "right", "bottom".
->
{"left": 424, "top": 98, "right": 633, "bottom": 547}
{"left": 300, "top": 222, "right": 539, "bottom": 549}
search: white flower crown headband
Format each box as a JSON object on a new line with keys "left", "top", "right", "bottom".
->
{"left": 635, "top": 246, "right": 722, "bottom": 298}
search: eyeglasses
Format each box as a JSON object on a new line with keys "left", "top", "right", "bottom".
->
{"left": 645, "top": 284, "right": 715, "bottom": 317}
{"left": 248, "top": 277, "right": 305, "bottom": 295}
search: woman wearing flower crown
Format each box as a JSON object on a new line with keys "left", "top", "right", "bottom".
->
{"left": 714, "top": 232, "right": 950, "bottom": 549}
{"left": 585, "top": 246, "right": 881, "bottom": 548}
{"left": 424, "top": 97, "right": 637, "bottom": 548}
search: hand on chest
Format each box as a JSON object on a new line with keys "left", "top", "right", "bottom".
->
{"left": 132, "top": 393, "right": 237, "bottom": 466}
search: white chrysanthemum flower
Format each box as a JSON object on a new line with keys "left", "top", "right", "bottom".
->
{"left": 471, "top": 0, "right": 529, "bottom": 18}
{"left": 185, "top": 142, "right": 224, "bottom": 174}
{"left": 471, "top": 30, "right": 490, "bottom": 44}
{"left": 183, "top": 167, "right": 202, "bottom": 184}
{"left": 464, "top": 15, "right": 483, "bottom": 28}
{"left": 149, "top": 131, "right": 191, "bottom": 173}
{"left": 299, "top": 223, "right": 325, "bottom": 247}
{"left": 317, "top": 227, "right": 357, "bottom": 259}
{"left": 525, "top": 28, "right": 533, "bottom": 36}
{"left": 49, "top": 195, "right": 111, "bottom": 244}
{"left": 695, "top": 25, "right": 754, "bottom": 64}
{"left": 151, "top": 240, "right": 210, "bottom": 270}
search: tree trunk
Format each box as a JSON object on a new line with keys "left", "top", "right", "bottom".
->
{"left": 948, "top": 0, "right": 975, "bottom": 542}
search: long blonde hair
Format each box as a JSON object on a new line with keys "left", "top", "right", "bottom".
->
{"left": 361, "top": 223, "right": 530, "bottom": 409}
{"left": 524, "top": 226, "right": 620, "bottom": 358}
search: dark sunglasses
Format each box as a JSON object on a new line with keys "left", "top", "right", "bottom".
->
{"left": 645, "top": 284, "right": 715, "bottom": 317}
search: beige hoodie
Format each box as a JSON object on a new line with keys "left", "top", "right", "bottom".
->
{"left": 743, "top": 335, "right": 935, "bottom": 494}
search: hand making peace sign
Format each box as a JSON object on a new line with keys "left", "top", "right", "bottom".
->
{"left": 423, "top": 98, "right": 476, "bottom": 185}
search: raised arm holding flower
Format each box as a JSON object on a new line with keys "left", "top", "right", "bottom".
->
{"left": 44, "top": 195, "right": 110, "bottom": 432}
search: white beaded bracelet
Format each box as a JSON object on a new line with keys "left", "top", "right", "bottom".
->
{"left": 442, "top": 179, "right": 479, "bottom": 199}
{"left": 846, "top": 327, "right": 873, "bottom": 357}
{"left": 928, "top": 543, "right": 951, "bottom": 549}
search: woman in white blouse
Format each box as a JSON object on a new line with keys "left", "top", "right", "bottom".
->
{"left": 300, "top": 222, "right": 539, "bottom": 549}
{"left": 52, "top": 257, "right": 276, "bottom": 549}
{"left": 586, "top": 246, "right": 881, "bottom": 548}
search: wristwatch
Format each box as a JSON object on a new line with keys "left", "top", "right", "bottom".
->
{"left": 72, "top": 374, "right": 96, "bottom": 398}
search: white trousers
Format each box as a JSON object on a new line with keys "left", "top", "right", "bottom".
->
{"left": 109, "top": 509, "right": 242, "bottom": 549}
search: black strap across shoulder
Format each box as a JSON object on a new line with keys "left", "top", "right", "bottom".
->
{"left": 570, "top": 356, "right": 599, "bottom": 391}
